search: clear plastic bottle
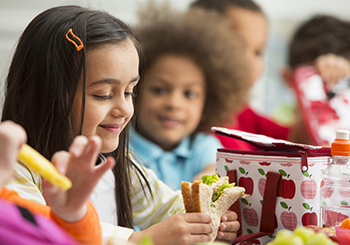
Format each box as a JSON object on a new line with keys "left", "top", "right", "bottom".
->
{"left": 320, "top": 129, "right": 350, "bottom": 228}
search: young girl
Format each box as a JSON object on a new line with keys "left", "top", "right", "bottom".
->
{"left": 0, "top": 121, "right": 112, "bottom": 245}
{"left": 130, "top": 4, "right": 250, "bottom": 190}
{"left": 190, "top": 0, "right": 350, "bottom": 147}
{"left": 1, "top": 5, "right": 240, "bottom": 245}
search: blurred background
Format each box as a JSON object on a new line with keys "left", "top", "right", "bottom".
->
{"left": 1, "top": 0, "right": 350, "bottom": 123}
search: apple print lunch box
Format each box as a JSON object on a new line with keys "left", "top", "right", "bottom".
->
{"left": 212, "top": 127, "right": 331, "bottom": 244}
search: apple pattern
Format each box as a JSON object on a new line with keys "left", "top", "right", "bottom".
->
{"left": 300, "top": 171, "right": 317, "bottom": 199}
{"left": 338, "top": 188, "right": 350, "bottom": 198}
{"left": 320, "top": 179, "right": 334, "bottom": 199}
{"left": 301, "top": 203, "right": 318, "bottom": 226}
{"left": 257, "top": 168, "right": 266, "bottom": 197}
{"left": 238, "top": 167, "right": 254, "bottom": 195}
{"left": 240, "top": 160, "right": 251, "bottom": 165}
{"left": 300, "top": 180, "right": 317, "bottom": 199}
{"left": 278, "top": 170, "right": 296, "bottom": 199}
{"left": 258, "top": 178, "right": 266, "bottom": 197}
{"left": 258, "top": 161, "right": 271, "bottom": 166}
{"left": 225, "top": 158, "right": 233, "bottom": 163}
{"left": 280, "top": 202, "right": 298, "bottom": 231}
{"left": 280, "top": 162, "right": 293, "bottom": 167}
{"left": 241, "top": 198, "right": 259, "bottom": 227}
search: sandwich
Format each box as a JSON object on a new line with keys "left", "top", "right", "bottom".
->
{"left": 181, "top": 174, "right": 245, "bottom": 241}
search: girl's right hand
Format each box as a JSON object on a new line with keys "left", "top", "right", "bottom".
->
{"left": 129, "top": 213, "right": 213, "bottom": 245}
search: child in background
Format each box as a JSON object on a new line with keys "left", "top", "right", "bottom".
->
{"left": 130, "top": 3, "right": 250, "bottom": 190}
{"left": 1, "top": 5, "right": 240, "bottom": 245}
{"left": 284, "top": 15, "right": 350, "bottom": 85}
{"left": 281, "top": 15, "right": 350, "bottom": 145}
{"left": 190, "top": 0, "right": 290, "bottom": 150}
{"left": 0, "top": 121, "right": 110, "bottom": 245}
{"left": 191, "top": 0, "right": 350, "bottom": 147}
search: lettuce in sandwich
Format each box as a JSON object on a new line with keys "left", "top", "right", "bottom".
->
{"left": 201, "top": 174, "right": 235, "bottom": 205}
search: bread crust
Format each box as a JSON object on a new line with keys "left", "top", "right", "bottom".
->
{"left": 181, "top": 181, "right": 194, "bottom": 213}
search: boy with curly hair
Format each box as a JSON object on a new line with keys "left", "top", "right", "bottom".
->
{"left": 130, "top": 4, "right": 250, "bottom": 190}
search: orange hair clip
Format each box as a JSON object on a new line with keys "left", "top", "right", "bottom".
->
{"left": 65, "top": 28, "right": 84, "bottom": 51}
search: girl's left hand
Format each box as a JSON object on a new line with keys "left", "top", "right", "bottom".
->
{"left": 215, "top": 211, "right": 240, "bottom": 243}
{"left": 43, "top": 135, "right": 115, "bottom": 222}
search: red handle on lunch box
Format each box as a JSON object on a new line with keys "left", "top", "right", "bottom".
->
{"left": 227, "top": 170, "right": 282, "bottom": 244}
{"left": 227, "top": 170, "right": 243, "bottom": 237}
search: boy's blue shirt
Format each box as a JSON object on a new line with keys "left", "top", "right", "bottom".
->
{"left": 129, "top": 127, "right": 223, "bottom": 190}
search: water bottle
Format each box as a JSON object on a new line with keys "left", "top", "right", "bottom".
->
{"left": 320, "top": 129, "right": 350, "bottom": 228}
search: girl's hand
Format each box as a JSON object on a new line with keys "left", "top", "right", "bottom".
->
{"left": 0, "top": 121, "right": 27, "bottom": 186}
{"left": 43, "top": 135, "right": 115, "bottom": 222}
{"left": 129, "top": 213, "right": 213, "bottom": 245}
{"left": 215, "top": 211, "right": 240, "bottom": 244}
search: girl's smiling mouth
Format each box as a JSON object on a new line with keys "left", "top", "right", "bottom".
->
{"left": 99, "top": 124, "right": 122, "bottom": 134}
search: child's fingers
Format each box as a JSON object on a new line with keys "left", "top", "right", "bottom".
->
{"left": 184, "top": 213, "right": 212, "bottom": 224}
{"left": 216, "top": 230, "right": 237, "bottom": 242}
{"left": 0, "top": 121, "right": 27, "bottom": 155}
{"left": 94, "top": 156, "right": 115, "bottom": 177}
{"left": 221, "top": 211, "right": 237, "bottom": 222}
{"left": 188, "top": 223, "right": 214, "bottom": 235}
{"left": 51, "top": 151, "right": 70, "bottom": 174}
{"left": 78, "top": 136, "right": 102, "bottom": 165}
{"left": 219, "top": 220, "right": 240, "bottom": 232}
{"left": 69, "top": 135, "right": 89, "bottom": 157}
{"left": 42, "top": 179, "right": 61, "bottom": 196}
{"left": 69, "top": 135, "right": 102, "bottom": 167}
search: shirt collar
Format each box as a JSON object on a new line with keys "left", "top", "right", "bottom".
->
{"left": 129, "top": 128, "right": 193, "bottom": 162}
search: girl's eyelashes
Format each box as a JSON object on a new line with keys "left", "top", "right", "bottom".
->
{"left": 125, "top": 92, "right": 136, "bottom": 97}
{"left": 94, "top": 94, "right": 113, "bottom": 100}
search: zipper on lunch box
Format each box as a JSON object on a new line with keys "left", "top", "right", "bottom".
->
{"left": 218, "top": 148, "right": 330, "bottom": 172}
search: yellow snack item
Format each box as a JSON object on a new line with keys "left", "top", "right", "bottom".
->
{"left": 18, "top": 144, "right": 72, "bottom": 191}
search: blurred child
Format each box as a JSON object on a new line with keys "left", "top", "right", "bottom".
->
{"left": 191, "top": 0, "right": 350, "bottom": 147}
{"left": 130, "top": 4, "right": 250, "bottom": 190}
{"left": 282, "top": 14, "right": 350, "bottom": 92}
{"left": 190, "top": 0, "right": 291, "bottom": 149}
{"left": 0, "top": 121, "right": 109, "bottom": 245}
{"left": 281, "top": 15, "right": 350, "bottom": 145}
{"left": 1, "top": 5, "right": 240, "bottom": 245}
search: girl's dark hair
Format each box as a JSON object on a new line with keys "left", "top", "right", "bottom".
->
{"left": 1, "top": 5, "right": 148, "bottom": 228}
{"left": 190, "top": 0, "right": 263, "bottom": 14}
{"left": 288, "top": 15, "right": 350, "bottom": 68}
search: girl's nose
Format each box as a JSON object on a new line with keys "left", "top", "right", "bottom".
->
{"left": 111, "top": 97, "right": 132, "bottom": 118}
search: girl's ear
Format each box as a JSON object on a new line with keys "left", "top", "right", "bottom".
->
{"left": 280, "top": 65, "right": 293, "bottom": 89}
